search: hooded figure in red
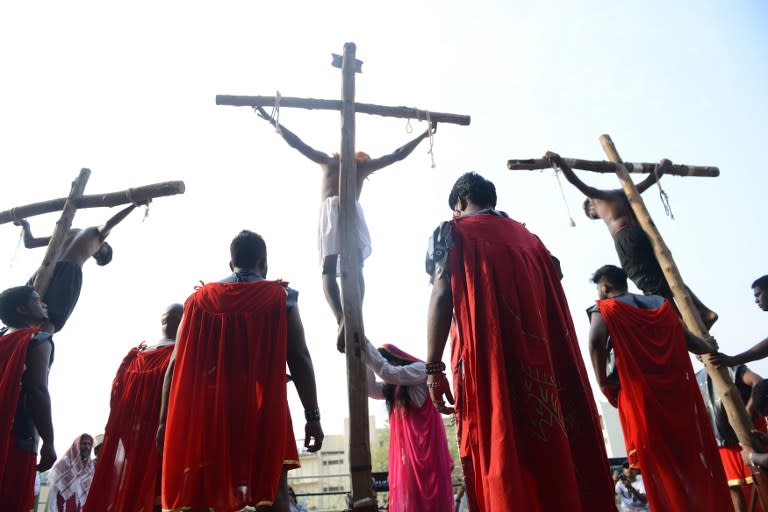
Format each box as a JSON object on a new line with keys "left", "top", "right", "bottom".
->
{"left": 588, "top": 264, "right": 732, "bottom": 511}
{"left": 84, "top": 303, "right": 183, "bottom": 512}
{"left": 157, "top": 230, "right": 323, "bottom": 512}
{"left": 426, "top": 173, "right": 616, "bottom": 511}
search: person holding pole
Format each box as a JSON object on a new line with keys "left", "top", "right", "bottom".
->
{"left": 587, "top": 264, "right": 731, "bottom": 511}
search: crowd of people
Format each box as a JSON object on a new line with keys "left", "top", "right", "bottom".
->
{"left": 2, "top": 151, "right": 767, "bottom": 512}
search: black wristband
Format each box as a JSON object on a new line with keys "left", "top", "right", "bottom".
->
{"left": 305, "top": 407, "right": 320, "bottom": 422}
{"left": 425, "top": 361, "right": 446, "bottom": 375}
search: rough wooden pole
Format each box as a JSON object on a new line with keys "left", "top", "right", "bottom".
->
{"left": 0, "top": 181, "right": 186, "bottom": 225}
{"left": 32, "top": 168, "right": 91, "bottom": 297}
{"left": 507, "top": 157, "right": 719, "bottom": 177}
{"left": 216, "top": 95, "right": 471, "bottom": 126}
{"left": 599, "top": 134, "right": 768, "bottom": 507}
{"left": 338, "top": 42, "right": 376, "bottom": 511}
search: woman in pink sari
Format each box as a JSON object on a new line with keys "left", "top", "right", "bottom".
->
{"left": 363, "top": 340, "right": 454, "bottom": 511}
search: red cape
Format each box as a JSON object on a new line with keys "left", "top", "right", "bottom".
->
{"left": 162, "top": 280, "right": 297, "bottom": 512}
{"left": 84, "top": 343, "right": 174, "bottom": 512}
{"left": 449, "top": 214, "right": 615, "bottom": 511}
{"left": 597, "top": 298, "right": 732, "bottom": 511}
{"left": 0, "top": 327, "right": 39, "bottom": 506}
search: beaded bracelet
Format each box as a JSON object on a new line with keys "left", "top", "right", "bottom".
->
{"left": 425, "top": 361, "right": 446, "bottom": 375}
{"left": 305, "top": 407, "right": 321, "bottom": 422}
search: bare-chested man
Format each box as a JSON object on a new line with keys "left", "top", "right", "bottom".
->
{"left": 255, "top": 106, "right": 434, "bottom": 351}
{"left": 15, "top": 203, "right": 139, "bottom": 332}
{"left": 543, "top": 151, "right": 717, "bottom": 328}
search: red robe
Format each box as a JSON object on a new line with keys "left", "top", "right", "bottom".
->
{"left": 448, "top": 214, "right": 615, "bottom": 511}
{"left": 0, "top": 327, "right": 40, "bottom": 511}
{"left": 162, "top": 280, "right": 298, "bottom": 512}
{"left": 84, "top": 343, "right": 174, "bottom": 512}
{"left": 597, "top": 298, "right": 732, "bottom": 511}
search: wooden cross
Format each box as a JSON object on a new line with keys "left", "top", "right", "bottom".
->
{"left": 217, "top": 42, "right": 470, "bottom": 510}
{"left": 511, "top": 138, "right": 768, "bottom": 508}
{"left": 1, "top": 168, "right": 185, "bottom": 297}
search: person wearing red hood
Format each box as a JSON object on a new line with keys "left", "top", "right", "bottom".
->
{"left": 362, "top": 339, "right": 454, "bottom": 511}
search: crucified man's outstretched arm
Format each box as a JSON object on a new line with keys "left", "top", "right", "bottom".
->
{"left": 544, "top": 151, "right": 666, "bottom": 198}
{"left": 14, "top": 203, "right": 138, "bottom": 249}
{"left": 255, "top": 106, "right": 330, "bottom": 164}
{"left": 255, "top": 105, "right": 436, "bottom": 176}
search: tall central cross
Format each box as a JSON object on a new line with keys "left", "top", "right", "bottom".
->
{"left": 217, "top": 42, "right": 470, "bottom": 510}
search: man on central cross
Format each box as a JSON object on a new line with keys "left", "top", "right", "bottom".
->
{"left": 255, "top": 106, "right": 434, "bottom": 352}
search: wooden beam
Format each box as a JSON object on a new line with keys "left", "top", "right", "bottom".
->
{"left": 507, "top": 158, "right": 719, "bottom": 177}
{"left": 216, "top": 95, "right": 471, "bottom": 126}
{"left": 0, "top": 181, "right": 186, "bottom": 225}
{"left": 32, "top": 169, "right": 90, "bottom": 297}
{"left": 338, "top": 43, "right": 377, "bottom": 512}
{"left": 599, "top": 134, "right": 768, "bottom": 509}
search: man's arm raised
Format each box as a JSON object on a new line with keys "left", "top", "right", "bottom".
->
{"left": 543, "top": 151, "right": 610, "bottom": 199}
{"left": 99, "top": 204, "right": 138, "bottom": 240}
{"left": 635, "top": 158, "right": 670, "bottom": 194}
{"left": 13, "top": 219, "right": 51, "bottom": 249}
{"left": 286, "top": 305, "right": 324, "bottom": 452}
{"left": 24, "top": 337, "right": 56, "bottom": 471}
{"left": 255, "top": 106, "right": 330, "bottom": 165}
{"left": 363, "top": 124, "right": 434, "bottom": 175}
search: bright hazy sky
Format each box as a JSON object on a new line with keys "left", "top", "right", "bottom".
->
{"left": 1, "top": 1, "right": 767, "bottom": 458}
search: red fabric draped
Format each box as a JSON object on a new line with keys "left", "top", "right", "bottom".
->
{"left": 84, "top": 343, "right": 173, "bottom": 512}
{"left": 597, "top": 298, "right": 732, "bottom": 511}
{"left": 387, "top": 390, "right": 454, "bottom": 511}
{"left": 162, "top": 280, "right": 297, "bottom": 512}
{"left": 0, "top": 327, "right": 39, "bottom": 511}
{"left": 449, "top": 214, "right": 615, "bottom": 511}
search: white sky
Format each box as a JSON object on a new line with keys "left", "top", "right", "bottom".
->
{"left": 1, "top": 1, "right": 767, "bottom": 457}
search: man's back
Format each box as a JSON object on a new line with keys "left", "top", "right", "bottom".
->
{"left": 162, "top": 280, "right": 296, "bottom": 511}
{"left": 447, "top": 212, "right": 615, "bottom": 511}
{"left": 596, "top": 297, "right": 730, "bottom": 511}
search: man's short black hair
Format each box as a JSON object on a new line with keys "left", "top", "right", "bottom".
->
{"left": 591, "top": 265, "right": 628, "bottom": 291}
{"left": 448, "top": 172, "right": 497, "bottom": 210}
{"left": 752, "top": 275, "right": 768, "bottom": 291}
{"left": 752, "top": 379, "right": 768, "bottom": 416}
{"left": 0, "top": 285, "right": 37, "bottom": 328}
{"left": 230, "top": 230, "right": 267, "bottom": 268}
{"left": 94, "top": 242, "right": 113, "bottom": 266}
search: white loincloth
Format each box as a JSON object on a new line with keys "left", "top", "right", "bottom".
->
{"left": 318, "top": 195, "right": 372, "bottom": 272}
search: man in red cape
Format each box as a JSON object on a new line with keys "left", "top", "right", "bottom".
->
{"left": 84, "top": 303, "right": 183, "bottom": 512}
{"left": 426, "top": 172, "right": 615, "bottom": 511}
{"left": 157, "top": 230, "right": 324, "bottom": 512}
{"left": 587, "top": 264, "right": 732, "bottom": 511}
{"left": 0, "top": 285, "right": 56, "bottom": 511}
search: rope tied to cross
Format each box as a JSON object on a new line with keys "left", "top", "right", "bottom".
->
{"left": 549, "top": 161, "right": 576, "bottom": 227}
{"left": 426, "top": 111, "right": 436, "bottom": 168}
{"left": 654, "top": 163, "right": 675, "bottom": 219}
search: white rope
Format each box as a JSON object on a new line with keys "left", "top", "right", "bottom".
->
{"left": 271, "top": 91, "right": 281, "bottom": 133}
{"left": 550, "top": 162, "right": 576, "bottom": 227}
{"left": 405, "top": 118, "right": 413, "bottom": 134}
{"left": 654, "top": 164, "right": 675, "bottom": 219}
{"left": 426, "top": 111, "right": 436, "bottom": 168}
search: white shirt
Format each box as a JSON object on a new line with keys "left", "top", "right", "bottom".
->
{"left": 362, "top": 341, "right": 428, "bottom": 407}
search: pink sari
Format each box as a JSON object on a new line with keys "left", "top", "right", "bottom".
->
{"left": 387, "top": 385, "right": 454, "bottom": 511}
